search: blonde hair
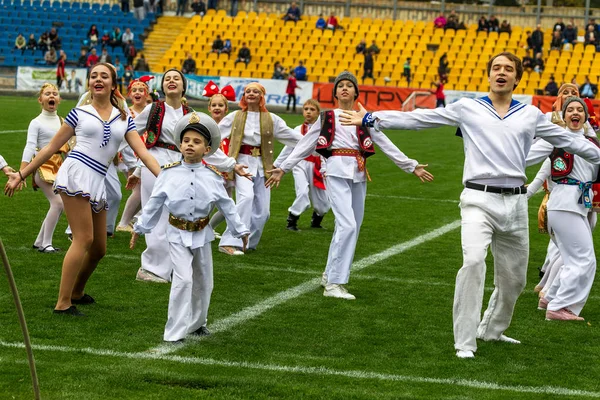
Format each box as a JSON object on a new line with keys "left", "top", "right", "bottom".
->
{"left": 208, "top": 93, "right": 229, "bottom": 113}
{"left": 303, "top": 99, "right": 320, "bottom": 112}
{"left": 38, "top": 82, "right": 59, "bottom": 98}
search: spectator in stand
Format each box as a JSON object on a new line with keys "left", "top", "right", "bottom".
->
{"left": 56, "top": 52, "right": 66, "bottom": 89}
{"left": 176, "top": 0, "right": 187, "bottom": 16}
{"left": 586, "top": 18, "right": 597, "bottom": 34}
{"left": 544, "top": 76, "right": 558, "bottom": 96}
{"left": 286, "top": 70, "right": 300, "bottom": 112}
{"left": 525, "top": 30, "right": 533, "bottom": 50}
{"left": 115, "top": 57, "right": 125, "bottom": 93}
{"left": 121, "top": 0, "right": 130, "bottom": 13}
{"left": 99, "top": 47, "right": 112, "bottom": 64}
{"left": 124, "top": 64, "right": 134, "bottom": 88}
{"left": 584, "top": 25, "right": 597, "bottom": 47}
{"left": 498, "top": 20, "right": 512, "bottom": 34}
{"left": 554, "top": 18, "right": 565, "bottom": 33}
{"left": 86, "top": 48, "right": 99, "bottom": 67}
{"left": 283, "top": 1, "right": 301, "bottom": 22}
{"left": 125, "top": 40, "right": 137, "bottom": 66}
{"left": 488, "top": 15, "right": 499, "bottom": 32}
{"left": 134, "top": 0, "right": 145, "bottom": 21}
{"left": 368, "top": 40, "right": 380, "bottom": 55}
{"left": 211, "top": 35, "right": 224, "bottom": 53}
{"left": 438, "top": 53, "right": 450, "bottom": 81}
{"left": 272, "top": 61, "right": 287, "bottom": 79}
{"left": 38, "top": 32, "right": 49, "bottom": 54}
{"left": 182, "top": 53, "right": 197, "bottom": 74}
{"left": 456, "top": 20, "right": 467, "bottom": 30}
{"left": 109, "top": 27, "right": 123, "bottom": 51}
{"left": 134, "top": 53, "right": 150, "bottom": 71}
{"left": 45, "top": 47, "right": 57, "bottom": 65}
{"left": 48, "top": 27, "right": 61, "bottom": 50}
{"left": 564, "top": 22, "right": 578, "bottom": 45}
{"left": 14, "top": 33, "right": 26, "bottom": 53}
{"left": 434, "top": 14, "right": 447, "bottom": 29}
{"left": 432, "top": 78, "right": 446, "bottom": 108}
{"left": 477, "top": 15, "right": 488, "bottom": 32}
{"left": 122, "top": 28, "right": 134, "bottom": 50}
{"left": 207, "top": 0, "right": 217, "bottom": 10}
{"left": 144, "top": 0, "right": 155, "bottom": 15}
{"left": 326, "top": 12, "right": 342, "bottom": 32}
{"left": 522, "top": 50, "right": 534, "bottom": 71}
{"left": 316, "top": 14, "right": 326, "bottom": 30}
{"left": 580, "top": 76, "right": 598, "bottom": 99}
{"left": 362, "top": 49, "right": 374, "bottom": 82}
{"left": 221, "top": 38, "right": 232, "bottom": 57}
{"left": 532, "top": 24, "right": 544, "bottom": 54}
{"left": 403, "top": 57, "right": 411, "bottom": 86}
{"left": 551, "top": 30, "right": 563, "bottom": 50}
{"left": 533, "top": 52, "right": 544, "bottom": 73}
{"left": 234, "top": 42, "right": 251, "bottom": 66}
{"left": 191, "top": 0, "right": 206, "bottom": 15}
{"left": 77, "top": 48, "right": 87, "bottom": 67}
{"left": 355, "top": 39, "right": 366, "bottom": 54}
{"left": 230, "top": 0, "right": 238, "bottom": 16}
{"left": 26, "top": 34, "right": 37, "bottom": 52}
{"left": 294, "top": 60, "right": 307, "bottom": 81}
{"left": 87, "top": 25, "right": 99, "bottom": 47}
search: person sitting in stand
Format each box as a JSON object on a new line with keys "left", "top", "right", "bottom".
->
{"left": 282, "top": 1, "right": 301, "bottom": 22}
{"left": 316, "top": 14, "right": 326, "bottom": 30}
{"left": 191, "top": 0, "right": 206, "bottom": 15}
{"left": 294, "top": 60, "right": 307, "bottom": 81}
{"left": 326, "top": 12, "right": 342, "bottom": 31}
{"left": 234, "top": 43, "right": 251, "bottom": 66}
{"left": 182, "top": 53, "right": 197, "bottom": 75}
{"left": 210, "top": 35, "right": 224, "bottom": 54}
{"left": 355, "top": 39, "right": 366, "bottom": 55}
{"left": 544, "top": 76, "right": 559, "bottom": 96}
{"left": 220, "top": 38, "right": 232, "bottom": 57}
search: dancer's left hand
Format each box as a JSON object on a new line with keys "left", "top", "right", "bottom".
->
{"left": 413, "top": 164, "right": 434, "bottom": 183}
{"left": 126, "top": 174, "right": 140, "bottom": 190}
{"left": 234, "top": 164, "right": 252, "bottom": 180}
{"left": 265, "top": 168, "right": 285, "bottom": 188}
{"left": 339, "top": 103, "right": 368, "bottom": 126}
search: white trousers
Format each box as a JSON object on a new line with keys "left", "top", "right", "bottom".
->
{"left": 540, "top": 246, "right": 563, "bottom": 295}
{"left": 164, "top": 242, "right": 213, "bottom": 342}
{"left": 324, "top": 176, "right": 366, "bottom": 285}
{"left": 289, "top": 160, "right": 330, "bottom": 217}
{"left": 219, "top": 175, "right": 270, "bottom": 250}
{"left": 33, "top": 173, "right": 64, "bottom": 248}
{"left": 454, "top": 189, "right": 529, "bottom": 352}
{"left": 105, "top": 163, "right": 122, "bottom": 234}
{"left": 546, "top": 210, "right": 596, "bottom": 315}
{"left": 140, "top": 165, "right": 172, "bottom": 281}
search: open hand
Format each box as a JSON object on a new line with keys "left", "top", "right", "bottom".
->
{"left": 234, "top": 163, "right": 252, "bottom": 180}
{"left": 413, "top": 164, "right": 434, "bottom": 183}
{"left": 339, "top": 102, "right": 368, "bottom": 126}
{"left": 265, "top": 168, "right": 285, "bottom": 188}
{"left": 4, "top": 172, "right": 25, "bottom": 197}
{"left": 126, "top": 174, "right": 140, "bottom": 190}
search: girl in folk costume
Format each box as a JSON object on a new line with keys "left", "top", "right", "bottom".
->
{"left": 267, "top": 71, "right": 433, "bottom": 299}
{"left": 20, "top": 83, "right": 69, "bottom": 253}
{"left": 526, "top": 97, "right": 599, "bottom": 321}
{"left": 5, "top": 63, "right": 162, "bottom": 315}
{"left": 132, "top": 69, "right": 245, "bottom": 282}
{"left": 116, "top": 75, "right": 154, "bottom": 233}
{"left": 217, "top": 82, "right": 303, "bottom": 256}
{"left": 274, "top": 99, "right": 330, "bottom": 230}
{"left": 202, "top": 80, "right": 236, "bottom": 238}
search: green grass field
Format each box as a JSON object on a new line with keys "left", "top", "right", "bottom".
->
{"left": 0, "top": 95, "right": 599, "bottom": 399}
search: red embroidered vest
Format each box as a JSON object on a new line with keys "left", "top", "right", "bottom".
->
{"left": 315, "top": 110, "right": 375, "bottom": 159}
{"left": 145, "top": 101, "right": 192, "bottom": 149}
{"left": 550, "top": 136, "right": 600, "bottom": 180}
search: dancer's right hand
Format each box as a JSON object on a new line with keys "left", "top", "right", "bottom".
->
{"left": 265, "top": 168, "right": 285, "bottom": 188}
{"left": 4, "top": 172, "right": 25, "bottom": 197}
{"left": 126, "top": 175, "right": 140, "bottom": 190}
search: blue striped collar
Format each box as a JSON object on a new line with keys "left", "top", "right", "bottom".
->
{"left": 77, "top": 105, "right": 120, "bottom": 125}
{"left": 474, "top": 96, "right": 526, "bottom": 120}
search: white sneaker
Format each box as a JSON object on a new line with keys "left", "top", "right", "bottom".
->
{"left": 320, "top": 272, "right": 328, "bottom": 287}
{"left": 213, "top": 230, "right": 222, "bottom": 239}
{"left": 456, "top": 350, "right": 475, "bottom": 359}
{"left": 218, "top": 246, "right": 244, "bottom": 256}
{"left": 323, "top": 284, "right": 355, "bottom": 300}
{"left": 136, "top": 268, "right": 169, "bottom": 283}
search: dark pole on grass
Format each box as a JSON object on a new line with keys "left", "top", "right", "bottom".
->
{"left": 0, "top": 239, "right": 41, "bottom": 400}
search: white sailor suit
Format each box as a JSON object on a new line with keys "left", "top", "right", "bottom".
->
{"left": 279, "top": 109, "right": 419, "bottom": 286}
{"left": 369, "top": 96, "right": 600, "bottom": 352}
{"left": 55, "top": 105, "right": 136, "bottom": 211}
{"left": 134, "top": 161, "right": 249, "bottom": 342}
{"left": 527, "top": 127, "right": 599, "bottom": 316}
{"left": 134, "top": 104, "right": 236, "bottom": 281}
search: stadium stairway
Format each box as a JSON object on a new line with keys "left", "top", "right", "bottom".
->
{"left": 141, "top": 15, "right": 189, "bottom": 72}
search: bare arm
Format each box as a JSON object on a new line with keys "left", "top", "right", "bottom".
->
{"left": 125, "top": 130, "right": 161, "bottom": 177}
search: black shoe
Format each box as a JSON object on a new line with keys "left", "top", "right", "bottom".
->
{"left": 191, "top": 326, "right": 211, "bottom": 337}
{"left": 311, "top": 212, "right": 324, "bottom": 228}
{"left": 71, "top": 294, "right": 95, "bottom": 305}
{"left": 39, "top": 245, "right": 60, "bottom": 253}
{"left": 53, "top": 306, "right": 85, "bottom": 316}
{"left": 286, "top": 212, "right": 300, "bottom": 231}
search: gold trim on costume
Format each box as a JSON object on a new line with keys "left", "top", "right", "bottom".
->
{"left": 168, "top": 214, "right": 210, "bottom": 232}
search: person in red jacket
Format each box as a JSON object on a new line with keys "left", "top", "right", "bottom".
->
{"left": 286, "top": 70, "right": 301, "bottom": 112}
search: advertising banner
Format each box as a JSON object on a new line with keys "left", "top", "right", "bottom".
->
{"left": 17, "top": 66, "right": 87, "bottom": 94}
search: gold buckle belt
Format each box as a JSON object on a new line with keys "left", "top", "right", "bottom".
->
{"left": 168, "top": 214, "right": 210, "bottom": 232}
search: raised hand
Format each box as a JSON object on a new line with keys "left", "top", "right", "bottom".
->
{"left": 265, "top": 168, "right": 285, "bottom": 188}
{"left": 413, "top": 164, "right": 434, "bottom": 183}
{"left": 339, "top": 102, "right": 369, "bottom": 126}
{"left": 234, "top": 163, "right": 252, "bottom": 180}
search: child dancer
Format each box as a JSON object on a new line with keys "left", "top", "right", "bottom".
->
{"left": 267, "top": 71, "right": 433, "bottom": 300}
{"left": 5, "top": 63, "right": 162, "bottom": 316}
{"left": 20, "top": 83, "right": 68, "bottom": 253}
{"left": 274, "top": 99, "right": 330, "bottom": 230}
{"left": 132, "top": 112, "right": 249, "bottom": 343}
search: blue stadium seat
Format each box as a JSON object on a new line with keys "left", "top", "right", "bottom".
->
{"left": 70, "top": 1, "right": 79, "bottom": 8}
{"left": 81, "top": 2, "right": 89, "bottom": 9}
{"left": 101, "top": 3, "right": 109, "bottom": 10}
{"left": 91, "top": 3, "right": 99, "bottom": 10}
{"left": 41, "top": 0, "right": 49, "bottom": 7}
{"left": 111, "top": 3, "right": 120, "bottom": 12}
{"left": 51, "top": 0, "right": 59, "bottom": 7}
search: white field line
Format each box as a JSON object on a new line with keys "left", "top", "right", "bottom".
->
{"left": 0, "top": 129, "right": 26, "bottom": 134}
{"left": 149, "top": 220, "right": 461, "bottom": 355}
{"left": 0, "top": 340, "right": 598, "bottom": 398}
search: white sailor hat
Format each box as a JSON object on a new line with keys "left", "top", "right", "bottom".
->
{"left": 174, "top": 112, "right": 221, "bottom": 156}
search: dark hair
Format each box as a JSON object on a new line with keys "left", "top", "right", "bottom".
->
{"left": 89, "top": 62, "right": 127, "bottom": 120}
{"left": 486, "top": 52, "right": 523, "bottom": 89}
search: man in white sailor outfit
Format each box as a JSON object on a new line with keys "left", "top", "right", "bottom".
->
{"left": 339, "top": 52, "right": 600, "bottom": 358}
{"left": 133, "top": 112, "right": 249, "bottom": 343}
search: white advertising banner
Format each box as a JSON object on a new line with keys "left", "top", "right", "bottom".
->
{"left": 220, "top": 77, "right": 314, "bottom": 107}
{"left": 17, "top": 66, "right": 88, "bottom": 94}
{"left": 445, "top": 90, "right": 532, "bottom": 105}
